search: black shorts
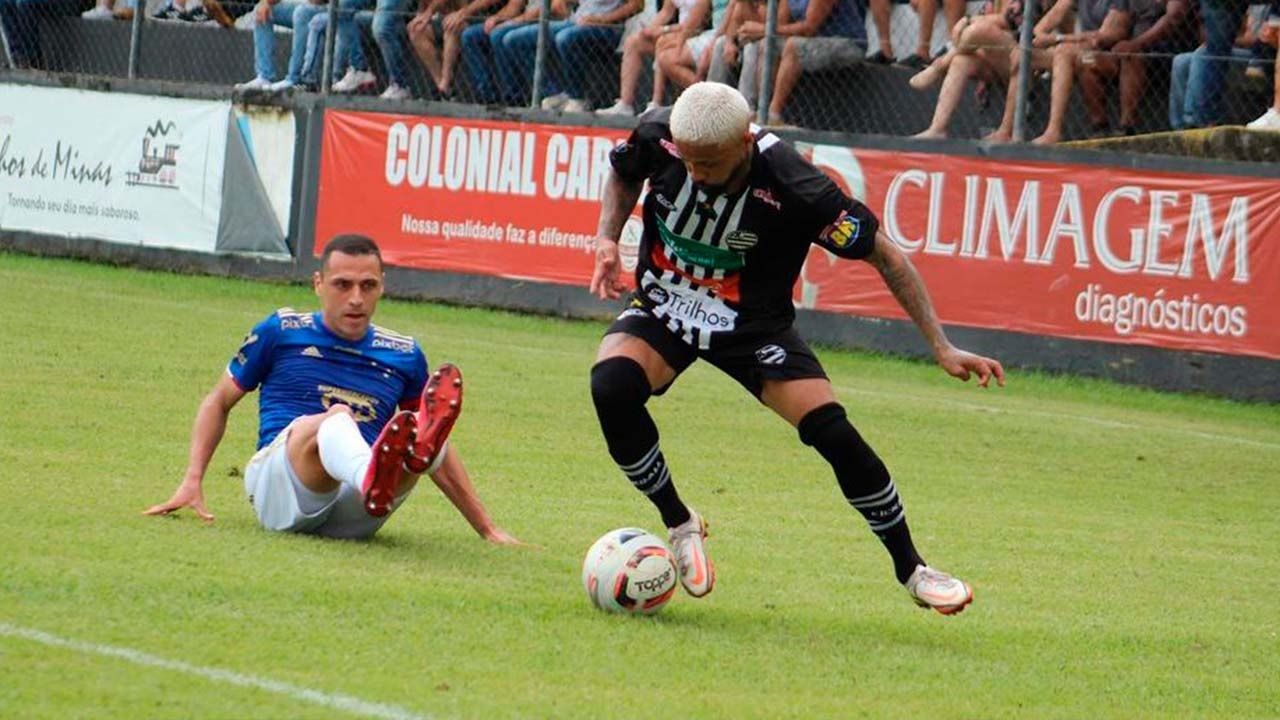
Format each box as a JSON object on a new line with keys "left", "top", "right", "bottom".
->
{"left": 605, "top": 307, "right": 828, "bottom": 398}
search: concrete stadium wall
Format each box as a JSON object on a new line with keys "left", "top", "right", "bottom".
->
{"left": 1, "top": 73, "right": 1277, "bottom": 402}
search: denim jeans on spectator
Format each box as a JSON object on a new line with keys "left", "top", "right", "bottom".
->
{"left": 0, "top": 0, "right": 86, "bottom": 67}
{"left": 1169, "top": 45, "right": 1253, "bottom": 129}
{"left": 285, "top": 2, "right": 327, "bottom": 83}
{"left": 1187, "top": 0, "right": 1249, "bottom": 127}
{"left": 369, "top": 0, "right": 413, "bottom": 87}
{"left": 253, "top": 1, "right": 301, "bottom": 80}
{"left": 461, "top": 22, "right": 529, "bottom": 104}
{"left": 550, "top": 23, "right": 621, "bottom": 100}
{"left": 303, "top": 10, "right": 370, "bottom": 83}
{"left": 498, "top": 20, "right": 571, "bottom": 102}
{"left": 333, "top": 0, "right": 374, "bottom": 79}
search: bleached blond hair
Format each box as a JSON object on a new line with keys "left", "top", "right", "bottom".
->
{"left": 669, "top": 82, "right": 752, "bottom": 145}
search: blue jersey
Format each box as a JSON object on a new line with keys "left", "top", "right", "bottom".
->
{"left": 228, "top": 308, "right": 429, "bottom": 449}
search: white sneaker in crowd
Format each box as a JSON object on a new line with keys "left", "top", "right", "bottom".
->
{"left": 332, "top": 68, "right": 376, "bottom": 93}
{"left": 596, "top": 99, "right": 635, "bottom": 116}
{"left": 642, "top": 101, "right": 665, "bottom": 114}
{"left": 268, "top": 78, "right": 296, "bottom": 92}
{"left": 233, "top": 76, "right": 272, "bottom": 91}
{"left": 540, "top": 92, "right": 569, "bottom": 110}
{"left": 668, "top": 509, "right": 714, "bottom": 597}
{"left": 1246, "top": 107, "right": 1280, "bottom": 131}
{"left": 379, "top": 84, "right": 411, "bottom": 101}
{"left": 562, "top": 98, "right": 592, "bottom": 113}
{"left": 904, "top": 564, "right": 973, "bottom": 615}
{"left": 81, "top": 4, "right": 114, "bottom": 19}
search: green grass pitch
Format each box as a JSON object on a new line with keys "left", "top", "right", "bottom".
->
{"left": 1, "top": 252, "right": 1277, "bottom": 719}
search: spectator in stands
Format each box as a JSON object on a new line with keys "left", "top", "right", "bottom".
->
{"left": 233, "top": 0, "right": 331, "bottom": 92}
{"left": 866, "top": 0, "right": 966, "bottom": 69}
{"left": 1172, "top": 3, "right": 1273, "bottom": 128}
{"left": 982, "top": 0, "right": 1108, "bottom": 143}
{"left": 457, "top": 0, "right": 527, "bottom": 104}
{"left": 736, "top": 0, "right": 868, "bottom": 123}
{"left": 702, "top": 0, "right": 766, "bottom": 86}
{"left": 1181, "top": 0, "right": 1252, "bottom": 127}
{"left": 1246, "top": 8, "right": 1280, "bottom": 128}
{"left": 80, "top": 0, "right": 133, "bottom": 20}
{"left": 655, "top": 0, "right": 731, "bottom": 90}
{"left": 1078, "top": 0, "right": 1193, "bottom": 136}
{"left": 0, "top": 0, "right": 89, "bottom": 68}
{"left": 409, "top": 0, "right": 502, "bottom": 99}
{"left": 909, "top": 0, "right": 1029, "bottom": 138}
{"left": 501, "top": 0, "right": 644, "bottom": 112}
{"left": 486, "top": 0, "right": 568, "bottom": 104}
{"left": 344, "top": 0, "right": 416, "bottom": 98}
{"left": 598, "top": 0, "right": 712, "bottom": 115}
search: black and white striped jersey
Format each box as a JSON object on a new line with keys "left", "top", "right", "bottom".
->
{"left": 609, "top": 111, "right": 880, "bottom": 349}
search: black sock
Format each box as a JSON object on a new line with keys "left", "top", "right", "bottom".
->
{"left": 799, "top": 403, "right": 925, "bottom": 584}
{"left": 591, "top": 357, "right": 690, "bottom": 529}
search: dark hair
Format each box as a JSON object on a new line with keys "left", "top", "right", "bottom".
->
{"left": 321, "top": 234, "right": 383, "bottom": 271}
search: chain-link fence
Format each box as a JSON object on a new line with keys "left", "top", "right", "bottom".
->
{"left": 2, "top": 0, "right": 1277, "bottom": 139}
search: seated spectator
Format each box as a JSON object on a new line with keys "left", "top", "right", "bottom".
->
{"left": 332, "top": 0, "right": 416, "bottom": 98}
{"left": 1172, "top": 2, "right": 1272, "bottom": 128}
{"left": 736, "top": 0, "right": 868, "bottom": 124}
{"left": 1078, "top": 0, "right": 1193, "bottom": 136}
{"left": 598, "top": 0, "right": 712, "bottom": 115}
{"left": 1, "top": 0, "right": 94, "bottom": 69}
{"left": 233, "top": 0, "right": 330, "bottom": 91}
{"left": 866, "top": 0, "right": 966, "bottom": 68}
{"left": 501, "top": 0, "right": 643, "bottom": 112}
{"left": 1179, "top": 0, "right": 1252, "bottom": 128}
{"left": 909, "top": 0, "right": 1028, "bottom": 138}
{"left": 1246, "top": 8, "right": 1279, "bottom": 128}
{"left": 409, "top": 0, "right": 502, "bottom": 99}
{"left": 983, "top": 0, "right": 1105, "bottom": 143}
{"left": 458, "top": 0, "right": 528, "bottom": 104}
{"left": 656, "top": 0, "right": 731, "bottom": 91}
{"left": 702, "top": 0, "right": 765, "bottom": 85}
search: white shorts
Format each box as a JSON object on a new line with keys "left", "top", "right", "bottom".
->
{"left": 686, "top": 29, "right": 716, "bottom": 67}
{"left": 243, "top": 421, "right": 416, "bottom": 539}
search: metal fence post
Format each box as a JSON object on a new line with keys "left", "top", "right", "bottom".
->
{"left": 531, "top": 0, "right": 551, "bottom": 107}
{"left": 758, "top": 0, "right": 779, "bottom": 124}
{"left": 1011, "top": 0, "right": 1038, "bottom": 142}
{"left": 127, "top": 0, "right": 145, "bottom": 79}
{"left": 321, "top": 0, "right": 339, "bottom": 93}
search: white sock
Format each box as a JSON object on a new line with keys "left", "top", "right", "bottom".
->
{"left": 316, "top": 413, "right": 372, "bottom": 491}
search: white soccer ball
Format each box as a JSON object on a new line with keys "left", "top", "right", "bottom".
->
{"left": 581, "top": 527, "right": 679, "bottom": 615}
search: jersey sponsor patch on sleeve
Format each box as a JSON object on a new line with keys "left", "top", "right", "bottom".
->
{"left": 822, "top": 211, "right": 861, "bottom": 249}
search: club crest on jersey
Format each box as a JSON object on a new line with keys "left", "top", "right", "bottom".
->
{"left": 823, "top": 212, "right": 861, "bottom": 249}
{"left": 724, "top": 230, "right": 759, "bottom": 252}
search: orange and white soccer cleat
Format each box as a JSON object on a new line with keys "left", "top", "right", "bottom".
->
{"left": 362, "top": 410, "right": 416, "bottom": 517}
{"left": 905, "top": 564, "right": 974, "bottom": 615}
{"left": 668, "top": 510, "right": 715, "bottom": 597}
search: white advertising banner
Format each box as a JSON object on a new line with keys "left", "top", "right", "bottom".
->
{"left": 0, "top": 85, "right": 228, "bottom": 252}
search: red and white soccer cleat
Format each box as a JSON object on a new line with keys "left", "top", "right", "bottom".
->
{"left": 405, "top": 363, "right": 463, "bottom": 474}
{"left": 362, "top": 409, "right": 416, "bottom": 517}
{"left": 905, "top": 564, "right": 974, "bottom": 615}
{"left": 668, "top": 509, "right": 715, "bottom": 597}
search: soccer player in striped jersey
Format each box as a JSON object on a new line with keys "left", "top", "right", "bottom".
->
{"left": 589, "top": 82, "right": 1003, "bottom": 614}
{"left": 146, "top": 234, "right": 519, "bottom": 543}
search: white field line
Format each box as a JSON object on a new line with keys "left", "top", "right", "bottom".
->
{"left": 0, "top": 623, "right": 430, "bottom": 720}
{"left": 831, "top": 383, "right": 1280, "bottom": 452}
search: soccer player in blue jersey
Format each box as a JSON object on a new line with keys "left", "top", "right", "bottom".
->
{"left": 589, "top": 82, "right": 1003, "bottom": 614}
{"left": 145, "top": 235, "right": 520, "bottom": 543}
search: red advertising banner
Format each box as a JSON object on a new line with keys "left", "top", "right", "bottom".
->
{"left": 315, "top": 111, "right": 1280, "bottom": 359}
{"left": 316, "top": 110, "right": 630, "bottom": 286}
{"left": 794, "top": 144, "right": 1280, "bottom": 359}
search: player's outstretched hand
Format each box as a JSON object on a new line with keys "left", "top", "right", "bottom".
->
{"left": 589, "top": 237, "right": 626, "bottom": 300}
{"left": 143, "top": 480, "right": 215, "bottom": 522}
{"left": 938, "top": 347, "right": 1005, "bottom": 388}
{"left": 484, "top": 527, "right": 535, "bottom": 547}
